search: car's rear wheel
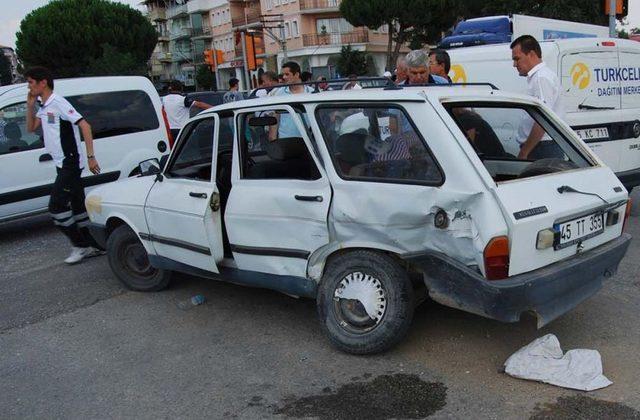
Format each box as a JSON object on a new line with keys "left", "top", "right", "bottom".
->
{"left": 107, "top": 225, "right": 171, "bottom": 292}
{"left": 317, "top": 250, "right": 414, "bottom": 354}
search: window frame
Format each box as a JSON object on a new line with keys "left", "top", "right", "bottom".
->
{"left": 234, "top": 105, "right": 325, "bottom": 182}
{"left": 442, "top": 101, "right": 597, "bottom": 168}
{"left": 66, "top": 90, "right": 160, "bottom": 140}
{"left": 164, "top": 116, "right": 216, "bottom": 182}
{"left": 0, "top": 101, "right": 44, "bottom": 156}
{"left": 314, "top": 102, "right": 446, "bottom": 187}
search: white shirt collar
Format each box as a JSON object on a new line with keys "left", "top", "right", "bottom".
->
{"left": 527, "top": 62, "right": 545, "bottom": 81}
{"left": 40, "top": 92, "right": 57, "bottom": 108}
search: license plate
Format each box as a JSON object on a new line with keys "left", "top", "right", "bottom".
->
{"left": 554, "top": 212, "right": 604, "bottom": 250}
{"left": 575, "top": 127, "right": 609, "bottom": 141}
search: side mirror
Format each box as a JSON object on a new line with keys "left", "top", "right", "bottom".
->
{"left": 138, "top": 158, "right": 161, "bottom": 176}
{"left": 249, "top": 115, "right": 278, "bottom": 127}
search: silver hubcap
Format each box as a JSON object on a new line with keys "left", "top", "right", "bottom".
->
{"left": 334, "top": 272, "right": 386, "bottom": 328}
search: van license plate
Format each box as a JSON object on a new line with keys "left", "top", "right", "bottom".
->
{"left": 575, "top": 127, "right": 609, "bottom": 141}
{"left": 554, "top": 212, "right": 604, "bottom": 250}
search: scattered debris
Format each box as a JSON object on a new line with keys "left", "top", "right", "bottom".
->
{"left": 177, "top": 294, "right": 206, "bottom": 310}
{"left": 504, "top": 334, "right": 612, "bottom": 391}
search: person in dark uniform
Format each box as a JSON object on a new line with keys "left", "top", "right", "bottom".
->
{"left": 25, "top": 67, "right": 102, "bottom": 264}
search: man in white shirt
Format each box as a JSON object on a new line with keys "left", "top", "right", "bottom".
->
{"left": 24, "top": 66, "right": 102, "bottom": 264}
{"left": 162, "top": 80, "right": 211, "bottom": 139}
{"left": 255, "top": 71, "right": 277, "bottom": 98}
{"left": 511, "top": 35, "right": 564, "bottom": 160}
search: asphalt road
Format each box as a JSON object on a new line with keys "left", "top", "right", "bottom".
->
{"left": 1, "top": 214, "right": 640, "bottom": 419}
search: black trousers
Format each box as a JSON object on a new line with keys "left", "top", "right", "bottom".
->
{"left": 49, "top": 166, "right": 94, "bottom": 248}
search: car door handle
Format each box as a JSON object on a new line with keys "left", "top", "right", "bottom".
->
{"left": 295, "top": 195, "right": 323, "bottom": 202}
{"left": 39, "top": 153, "right": 52, "bottom": 162}
{"left": 189, "top": 192, "right": 208, "bottom": 199}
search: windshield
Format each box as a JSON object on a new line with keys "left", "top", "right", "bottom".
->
{"left": 446, "top": 103, "right": 593, "bottom": 182}
{"left": 453, "top": 18, "right": 510, "bottom": 35}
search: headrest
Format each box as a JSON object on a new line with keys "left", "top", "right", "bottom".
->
{"left": 335, "top": 132, "right": 369, "bottom": 165}
{"left": 4, "top": 122, "right": 21, "bottom": 140}
{"left": 266, "top": 137, "right": 306, "bottom": 161}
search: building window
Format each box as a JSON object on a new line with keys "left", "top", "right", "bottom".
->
{"left": 316, "top": 18, "right": 354, "bottom": 34}
{"left": 274, "top": 0, "right": 281, "bottom": 6}
{"left": 265, "top": 0, "right": 273, "bottom": 10}
{"left": 292, "top": 20, "right": 299, "bottom": 37}
{"left": 284, "top": 21, "right": 291, "bottom": 38}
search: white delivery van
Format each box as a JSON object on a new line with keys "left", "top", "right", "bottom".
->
{"left": 0, "top": 76, "right": 172, "bottom": 222}
{"left": 447, "top": 38, "right": 640, "bottom": 189}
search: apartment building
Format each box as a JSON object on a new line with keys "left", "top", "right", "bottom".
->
{"left": 143, "top": 0, "right": 172, "bottom": 84}
{"left": 257, "top": 0, "right": 391, "bottom": 76}
{"left": 145, "top": 0, "right": 395, "bottom": 90}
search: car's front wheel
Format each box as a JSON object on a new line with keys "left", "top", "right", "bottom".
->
{"left": 107, "top": 225, "right": 171, "bottom": 292}
{"left": 317, "top": 250, "right": 414, "bottom": 354}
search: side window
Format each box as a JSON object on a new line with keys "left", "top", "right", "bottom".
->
{"left": 0, "top": 102, "right": 43, "bottom": 155}
{"left": 166, "top": 118, "right": 214, "bottom": 181}
{"left": 315, "top": 105, "right": 443, "bottom": 184}
{"left": 66, "top": 90, "right": 160, "bottom": 139}
{"left": 238, "top": 110, "right": 320, "bottom": 181}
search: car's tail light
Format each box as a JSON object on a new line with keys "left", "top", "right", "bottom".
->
{"left": 161, "top": 106, "right": 174, "bottom": 148}
{"left": 623, "top": 199, "right": 632, "bottom": 232}
{"left": 484, "top": 236, "right": 510, "bottom": 280}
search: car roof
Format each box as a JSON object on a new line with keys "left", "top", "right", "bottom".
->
{"left": 199, "top": 85, "right": 542, "bottom": 115}
{"left": 0, "top": 76, "right": 154, "bottom": 99}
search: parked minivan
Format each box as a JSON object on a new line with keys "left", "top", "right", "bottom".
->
{"left": 0, "top": 76, "right": 171, "bottom": 222}
{"left": 447, "top": 38, "right": 640, "bottom": 190}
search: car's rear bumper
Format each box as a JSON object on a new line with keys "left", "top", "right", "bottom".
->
{"left": 402, "top": 233, "right": 632, "bottom": 327}
{"left": 616, "top": 168, "right": 640, "bottom": 190}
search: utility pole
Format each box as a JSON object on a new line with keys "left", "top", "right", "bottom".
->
{"left": 261, "top": 14, "right": 287, "bottom": 66}
{"left": 609, "top": 0, "right": 617, "bottom": 38}
{"left": 240, "top": 31, "right": 252, "bottom": 90}
{"left": 212, "top": 48, "right": 220, "bottom": 91}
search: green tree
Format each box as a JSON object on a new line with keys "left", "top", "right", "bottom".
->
{"left": 0, "top": 54, "right": 12, "bottom": 86}
{"left": 16, "top": 0, "right": 157, "bottom": 78}
{"left": 196, "top": 65, "right": 216, "bottom": 90}
{"left": 336, "top": 45, "right": 371, "bottom": 76}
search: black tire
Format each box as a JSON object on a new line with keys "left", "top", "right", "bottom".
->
{"left": 106, "top": 225, "right": 171, "bottom": 292}
{"left": 317, "top": 250, "right": 414, "bottom": 355}
{"left": 519, "top": 158, "right": 578, "bottom": 178}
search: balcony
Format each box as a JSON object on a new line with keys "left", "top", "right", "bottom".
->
{"left": 299, "top": 0, "right": 340, "bottom": 12}
{"left": 192, "top": 24, "right": 213, "bottom": 39}
{"left": 171, "top": 49, "right": 193, "bottom": 62}
{"left": 302, "top": 30, "right": 368, "bottom": 47}
{"left": 155, "top": 52, "right": 173, "bottom": 62}
{"left": 148, "top": 8, "right": 166, "bottom": 21}
{"left": 169, "top": 26, "right": 193, "bottom": 40}
{"left": 231, "top": 7, "right": 262, "bottom": 28}
{"left": 157, "top": 29, "right": 170, "bottom": 42}
{"left": 166, "top": 3, "right": 188, "bottom": 19}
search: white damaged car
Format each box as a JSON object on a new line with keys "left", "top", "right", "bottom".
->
{"left": 86, "top": 84, "right": 632, "bottom": 354}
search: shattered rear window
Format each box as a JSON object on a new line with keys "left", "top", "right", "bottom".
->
{"left": 446, "top": 103, "right": 593, "bottom": 182}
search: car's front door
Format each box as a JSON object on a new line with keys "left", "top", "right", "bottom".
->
{"left": 224, "top": 105, "right": 331, "bottom": 277}
{"left": 144, "top": 115, "right": 224, "bottom": 273}
{"left": 0, "top": 99, "right": 52, "bottom": 221}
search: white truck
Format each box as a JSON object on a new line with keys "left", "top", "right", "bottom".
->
{"left": 447, "top": 37, "right": 640, "bottom": 190}
{"left": 439, "top": 14, "right": 609, "bottom": 49}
